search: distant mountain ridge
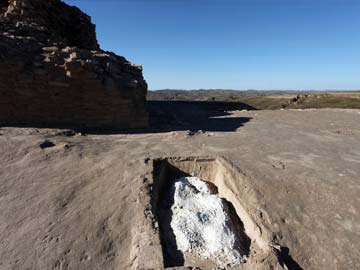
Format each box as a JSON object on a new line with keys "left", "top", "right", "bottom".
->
{"left": 147, "top": 89, "right": 360, "bottom": 110}
{"left": 148, "top": 89, "right": 313, "bottom": 101}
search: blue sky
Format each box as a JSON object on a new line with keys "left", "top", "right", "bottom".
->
{"left": 64, "top": 0, "right": 360, "bottom": 90}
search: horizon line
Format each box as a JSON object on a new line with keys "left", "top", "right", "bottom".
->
{"left": 149, "top": 89, "right": 360, "bottom": 92}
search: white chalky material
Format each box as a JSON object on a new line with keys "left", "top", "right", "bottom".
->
{"left": 170, "top": 177, "right": 246, "bottom": 267}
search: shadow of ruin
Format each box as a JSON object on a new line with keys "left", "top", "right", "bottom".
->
{"left": 147, "top": 100, "right": 254, "bottom": 133}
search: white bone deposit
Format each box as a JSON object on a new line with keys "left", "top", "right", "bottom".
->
{"left": 170, "top": 177, "right": 247, "bottom": 267}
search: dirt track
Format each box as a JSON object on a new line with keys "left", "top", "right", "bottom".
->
{"left": 1, "top": 104, "right": 359, "bottom": 270}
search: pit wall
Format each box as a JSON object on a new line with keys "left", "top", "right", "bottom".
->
{"left": 135, "top": 156, "right": 289, "bottom": 270}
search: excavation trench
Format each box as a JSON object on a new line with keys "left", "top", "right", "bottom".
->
{"left": 150, "top": 157, "right": 288, "bottom": 269}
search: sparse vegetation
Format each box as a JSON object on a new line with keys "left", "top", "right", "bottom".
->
{"left": 238, "top": 93, "right": 360, "bottom": 110}
{"left": 148, "top": 90, "right": 360, "bottom": 110}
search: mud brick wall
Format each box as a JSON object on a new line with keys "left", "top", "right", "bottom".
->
{"left": 1, "top": 0, "right": 99, "bottom": 50}
{"left": 0, "top": 0, "right": 148, "bottom": 129}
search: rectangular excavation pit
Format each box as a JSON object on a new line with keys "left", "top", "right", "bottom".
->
{"left": 149, "top": 156, "right": 287, "bottom": 270}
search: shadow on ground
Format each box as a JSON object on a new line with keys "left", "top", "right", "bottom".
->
{"left": 146, "top": 100, "right": 254, "bottom": 133}
{"left": 0, "top": 101, "right": 254, "bottom": 134}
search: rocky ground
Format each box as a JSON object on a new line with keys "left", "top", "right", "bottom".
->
{"left": 1, "top": 104, "right": 360, "bottom": 270}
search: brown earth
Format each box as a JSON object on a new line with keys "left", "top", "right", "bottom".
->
{"left": 1, "top": 103, "right": 359, "bottom": 270}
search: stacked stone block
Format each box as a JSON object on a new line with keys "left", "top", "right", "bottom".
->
{"left": 0, "top": 0, "right": 148, "bottom": 129}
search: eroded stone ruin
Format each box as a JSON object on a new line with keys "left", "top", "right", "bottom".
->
{"left": 0, "top": 0, "right": 148, "bottom": 129}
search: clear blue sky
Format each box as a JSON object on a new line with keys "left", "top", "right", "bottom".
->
{"left": 64, "top": 0, "right": 360, "bottom": 90}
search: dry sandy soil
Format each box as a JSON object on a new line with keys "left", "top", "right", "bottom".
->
{"left": 0, "top": 103, "right": 359, "bottom": 270}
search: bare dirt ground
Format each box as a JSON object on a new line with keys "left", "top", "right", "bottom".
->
{"left": 1, "top": 102, "right": 360, "bottom": 270}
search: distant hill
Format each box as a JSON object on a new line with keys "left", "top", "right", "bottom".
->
{"left": 148, "top": 89, "right": 360, "bottom": 110}
{"left": 147, "top": 89, "right": 293, "bottom": 101}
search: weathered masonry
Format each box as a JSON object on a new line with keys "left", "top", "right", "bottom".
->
{"left": 0, "top": 0, "right": 148, "bottom": 129}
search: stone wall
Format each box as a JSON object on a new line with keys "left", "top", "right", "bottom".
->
{"left": 1, "top": 0, "right": 99, "bottom": 50}
{"left": 0, "top": 0, "right": 148, "bottom": 129}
